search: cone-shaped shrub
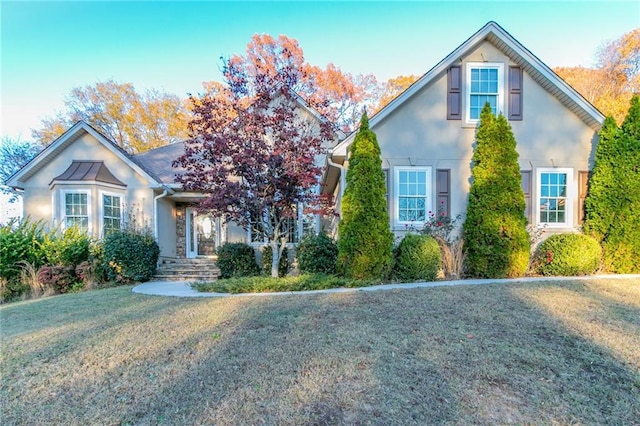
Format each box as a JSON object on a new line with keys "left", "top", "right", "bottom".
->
{"left": 463, "top": 103, "right": 529, "bottom": 278}
{"left": 584, "top": 96, "right": 640, "bottom": 273}
{"left": 337, "top": 112, "right": 394, "bottom": 279}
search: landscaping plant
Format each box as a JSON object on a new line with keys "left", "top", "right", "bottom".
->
{"left": 337, "top": 112, "right": 394, "bottom": 280}
{"left": 296, "top": 232, "right": 338, "bottom": 274}
{"left": 102, "top": 228, "right": 160, "bottom": 282}
{"left": 463, "top": 103, "right": 529, "bottom": 278}
{"left": 261, "top": 245, "right": 290, "bottom": 277}
{"left": 216, "top": 242, "right": 260, "bottom": 279}
{"left": 584, "top": 96, "right": 640, "bottom": 273}
{"left": 393, "top": 234, "right": 441, "bottom": 282}
{"left": 533, "top": 233, "right": 602, "bottom": 276}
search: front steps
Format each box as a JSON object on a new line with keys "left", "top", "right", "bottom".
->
{"left": 154, "top": 257, "right": 220, "bottom": 282}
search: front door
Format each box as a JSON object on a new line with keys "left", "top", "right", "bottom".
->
{"left": 186, "top": 208, "right": 218, "bottom": 258}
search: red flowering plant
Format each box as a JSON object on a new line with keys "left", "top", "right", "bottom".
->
{"left": 421, "top": 202, "right": 461, "bottom": 243}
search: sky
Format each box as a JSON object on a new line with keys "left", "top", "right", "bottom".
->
{"left": 1, "top": 0, "right": 639, "bottom": 142}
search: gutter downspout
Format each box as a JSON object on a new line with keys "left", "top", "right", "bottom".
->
{"left": 153, "top": 188, "right": 170, "bottom": 242}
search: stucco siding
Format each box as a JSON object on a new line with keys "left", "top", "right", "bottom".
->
{"left": 20, "top": 133, "right": 156, "bottom": 236}
{"left": 368, "top": 40, "right": 598, "bottom": 234}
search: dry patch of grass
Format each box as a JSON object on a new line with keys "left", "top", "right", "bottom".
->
{"left": 1, "top": 278, "right": 639, "bottom": 425}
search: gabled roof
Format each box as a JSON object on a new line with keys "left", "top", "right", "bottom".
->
{"left": 50, "top": 160, "right": 126, "bottom": 187}
{"left": 332, "top": 21, "right": 605, "bottom": 158}
{"left": 135, "top": 142, "right": 186, "bottom": 185}
{"left": 6, "top": 121, "right": 164, "bottom": 190}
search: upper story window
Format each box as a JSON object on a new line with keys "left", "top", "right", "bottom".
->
{"left": 102, "top": 193, "right": 123, "bottom": 234}
{"left": 64, "top": 191, "right": 90, "bottom": 230}
{"left": 537, "top": 168, "right": 573, "bottom": 228}
{"left": 395, "top": 167, "right": 432, "bottom": 225}
{"left": 466, "top": 63, "right": 504, "bottom": 122}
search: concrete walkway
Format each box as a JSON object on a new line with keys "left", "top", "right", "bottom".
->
{"left": 132, "top": 274, "right": 640, "bottom": 298}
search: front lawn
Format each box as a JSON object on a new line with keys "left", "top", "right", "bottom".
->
{"left": 1, "top": 278, "right": 639, "bottom": 424}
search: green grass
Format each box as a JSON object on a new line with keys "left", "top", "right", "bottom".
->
{"left": 1, "top": 278, "right": 639, "bottom": 424}
{"left": 192, "top": 273, "right": 375, "bottom": 294}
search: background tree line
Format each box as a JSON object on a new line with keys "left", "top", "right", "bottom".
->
{"left": 2, "top": 28, "right": 638, "bottom": 198}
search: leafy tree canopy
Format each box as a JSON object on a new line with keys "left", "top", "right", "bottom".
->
{"left": 32, "top": 80, "right": 190, "bottom": 153}
{"left": 555, "top": 28, "right": 639, "bottom": 124}
{"left": 175, "top": 52, "right": 336, "bottom": 278}
{"left": 0, "top": 137, "right": 42, "bottom": 201}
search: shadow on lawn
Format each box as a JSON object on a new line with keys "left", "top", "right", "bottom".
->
{"left": 1, "top": 279, "right": 639, "bottom": 424}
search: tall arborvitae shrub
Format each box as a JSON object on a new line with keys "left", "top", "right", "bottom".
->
{"left": 584, "top": 96, "right": 640, "bottom": 273}
{"left": 337, "top": 112, "right": 394, "bottom": 279}
{"left": 463, "top": 103, "right": 529, "bottom": 278}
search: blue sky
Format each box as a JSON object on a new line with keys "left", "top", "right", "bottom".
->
{"left": 1, "top": 1, "right": 639, "bottom": 141}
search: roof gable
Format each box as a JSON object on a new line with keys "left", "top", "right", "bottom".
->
{"left": 332, "top": 21, "right": 604, "bottom": 158}
{"left": 6, "top": 121, "right": 163, "bottom": 189}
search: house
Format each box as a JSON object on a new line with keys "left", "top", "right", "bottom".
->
{"left": 324, "top": 21, "right": 604, "bottom": 236}
{"left": 6, "top": 95, "right": 336, "bottom": 269}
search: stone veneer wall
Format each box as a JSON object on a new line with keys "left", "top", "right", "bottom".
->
{"left": 175, "top": 203, "right": 187, "bottom": 258}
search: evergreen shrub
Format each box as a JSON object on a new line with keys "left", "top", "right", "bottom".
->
{"left": 216, "top": 242, "right": 260, "bottom": 279}
{"left": 261, "top": 245, "right": 290, "bottom": 277}
{"left": 42, "top": 226, "right": 91, "bottom": 267}
{"left": 337, "top": 112, "right": 394, "bottom": 279}
{"left": 296, "top": 232, "right": 338, "bottom": 274}
{"left": 534, "top": 233, "right": 602, "bottom": 276}
{"left": 103, "top": 228, "right": 159, "bottom": 282}
{"left": 463, "top": 104, "right": 530, "bottom": 278}
{"left": 584, "top": 97, "right": 640, "bottom": 273}
{"left": 393, "top": 234, "right": 441, "bottom": 282}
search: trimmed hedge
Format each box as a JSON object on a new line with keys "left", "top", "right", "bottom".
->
{"left": 103, "top": 229, "right": 159, "bottom": 282}
{"left": 261, "top": 245, "right": 290, "bottom": 277}
{"left": 216, "top": 242, "right": 260, "bottom": 279}
{"left": 296, "top": 233, "right": 338, "bottom": 274}
{"left": 534, "top": 233, "right": 602, "bottom": 276}
{"left": 393, "top": 234, "right": 441, "bottom": 282}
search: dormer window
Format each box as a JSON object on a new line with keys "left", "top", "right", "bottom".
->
{"left": 466, "top": 63, "right": 504, "bottom": 122}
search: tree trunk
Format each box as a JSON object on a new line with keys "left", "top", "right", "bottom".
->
{"left": 270, "top": 240, "right": 280, "bottom": 278}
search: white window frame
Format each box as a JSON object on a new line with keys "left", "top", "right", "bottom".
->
{"left": 536, "top": 168, "right": 574, "bottom": 228}
{"left": 99, "top": 190, "right": 124, "bottom": 235}
{"left": 60, "top": 189, "right": 92, "bottom": 233}
{"left": 394, "top": 166, "right": 432, "bottom": 227}
{"left": 465, "top": 62, "right": 504, "bottom": 124}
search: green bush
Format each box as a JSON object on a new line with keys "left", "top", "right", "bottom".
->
{"left": 534, "top": 233, "right": 602, "bottom": 276}
{"left": 463, "top": 104, "right": 530, "bottom": 278}
{"left": 0, "top": 218, "right": 46, "bottom": 301}
{"left": 296, "top": 232, "right": 338, "bottom": 274}
{"left": 0, "top": 217, "right": 46, "bottom": 282}
{"left": 102, "top": 229, "right": 159, "bottom": 282}
{"left": 584, "top": 97, "right": 640, "bottom": 273}
{"left": 261, "top": 245, "right": 290, "bottom": 277}
{"left": 393, "top": 234, "right": 441, "bottom": 282}
{"left": 42, "top": 226, "right": 91, "bottom": 267}
{"left": 337, "top": 112, "right": 394, "bottom": 279}
{"left": 216, "top": 242, "right": 260, "bottom": 279}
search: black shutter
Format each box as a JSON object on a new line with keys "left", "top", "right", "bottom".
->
{"left": 447, "top": 66, "right": 462, "bottom": 120}
{"left": 521, "top": 170, "right": 532, "bottom": 223}
{"left": 578, "top": 170, "right": 589, "bottom": 224}
{"left": 509, "top": 66, "right": 523, "bottom": 121}
{"left": 436, "top": 169, "right": 450, "bottom": 216}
